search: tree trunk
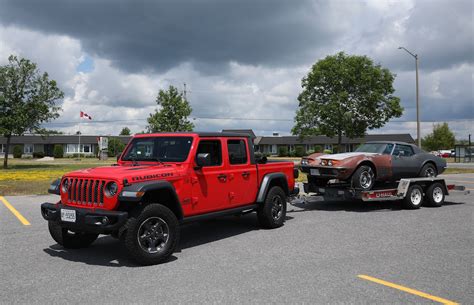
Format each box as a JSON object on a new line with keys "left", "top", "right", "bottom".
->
{"left": 337, "top": 131, "right": 342, "bottom": 153}
{"left": 3, "top": 134, "right": 11, "bottom": 169}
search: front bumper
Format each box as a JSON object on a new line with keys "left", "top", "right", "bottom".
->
{"left": 300, "top": 165, "right": 350, "bottom": 179}
{"left": 41, "top": 202, "right": 128, "bottom": 234}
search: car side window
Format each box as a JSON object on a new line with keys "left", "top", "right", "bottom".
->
{"left": 227, "top": 139, "right": 248, "bottom": 165}
{"left": 196, "top": 140, "right": 222, "bottom": 166}
{"left": 382, "top": 143, "right": 394, "bottom": 155}
{"left": 393, "top": 144, "right": 414, "bottom": 157}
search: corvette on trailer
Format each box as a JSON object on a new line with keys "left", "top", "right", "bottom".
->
{"left": 300, "top": 141, "right": 446, "bottom": 191}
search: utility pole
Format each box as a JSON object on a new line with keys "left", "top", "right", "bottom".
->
{"left": 399, "top": 47, "right": 421, "bottom": 147}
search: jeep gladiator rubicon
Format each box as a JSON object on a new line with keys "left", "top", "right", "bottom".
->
{"left": 41, "top": 132, "right": 297, "bottom": 265}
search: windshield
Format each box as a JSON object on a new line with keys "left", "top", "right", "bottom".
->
{"left": 355, "top": 143, "right": 394, "bottom": 155}
{"left": 122, "top": 137, "right": 193, "bottom": 162}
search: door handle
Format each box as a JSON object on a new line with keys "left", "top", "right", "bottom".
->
{"left": 242, "top": 171, "right": 250, "bottom": 177}
{"left": 217, "top": 174, "right": 227, "bottom": 182}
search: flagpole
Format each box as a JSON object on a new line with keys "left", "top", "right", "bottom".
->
{"left": 78, "top": 119, "right": 81, "bottom": 161}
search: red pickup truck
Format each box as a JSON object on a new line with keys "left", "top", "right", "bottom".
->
{"left": 41, "top": 132, "right": 297, "bottom": 265}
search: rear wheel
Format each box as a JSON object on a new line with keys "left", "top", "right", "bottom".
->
{"left": 402, "top": 185, "right": 424, "bottom": 209}
{"left": 124, "top": 204, "right": 179, "bottom": 265}
{"left": 257, "top": 186, "right": 287, "bottom": 229}
{"left": 351, "top": 165, "right": 375, "bottom": 191}
{"left": 48, "top": 222, "right": 98, "bottom": 249}
{"left": 420, "top": 163, "right": 437, "bottom": 177}
{"left": 424, "top": 183, "right": 445, "bottom": 207}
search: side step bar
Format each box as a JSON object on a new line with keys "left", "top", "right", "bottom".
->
{"left": 181, "top": 204, "right": 259, "bottom": 224}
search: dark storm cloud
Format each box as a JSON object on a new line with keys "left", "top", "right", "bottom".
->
{"left": 0, "top": 0, "right": 339, "bottom": 73}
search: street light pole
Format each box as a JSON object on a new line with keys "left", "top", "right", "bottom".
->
{"left": 399, "top": 46, "right": 421, "bottom": 147}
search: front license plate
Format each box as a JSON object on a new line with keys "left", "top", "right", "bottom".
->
{"left": 61, "top": 209, "right": 76, "bottom": 223}
{"left": 310, "top": 168, "right": 320, "bottom": 175}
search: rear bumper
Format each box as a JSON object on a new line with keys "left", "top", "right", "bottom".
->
{"left": 40, "top": 202, "right": 128, "bottom": 234}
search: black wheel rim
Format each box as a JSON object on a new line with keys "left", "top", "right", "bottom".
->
{"left": 137, "top": 217, "right": 170, "bottom": 254}
{"left": 425, "top": 167, "right": 436, "bottom": 177}
{"left": 271, "top": 195, "right": 283, "bottom": 220}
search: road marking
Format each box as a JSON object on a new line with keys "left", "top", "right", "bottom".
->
{"left": 0, "top": 196, "right": 31, "bottom": 226}
{"left": 358, "top": 275, "right": 458, "bottom": 305}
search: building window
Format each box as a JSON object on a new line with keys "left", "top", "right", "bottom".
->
{"left": 271, "top": 145, "right": 277, "bottom": 154}
{"left": 66, "top": 144, "right": 92, "bottom": 153}
{"left": 24, "top": 144, "right": 33, "bottom": 154}
{"left": 0, "top": 144, "right": 4, "bottom": 153}
{"left": 324, "top": 144, "right": 332, "bottom": 151}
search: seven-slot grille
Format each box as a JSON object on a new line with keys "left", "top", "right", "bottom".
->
{"left": 67, "top": 178, "right": 106, "bottom": 206}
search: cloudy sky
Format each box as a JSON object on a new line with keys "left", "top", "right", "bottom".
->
{"left": 0, "top": 0, "right": 472, "bottom": 139}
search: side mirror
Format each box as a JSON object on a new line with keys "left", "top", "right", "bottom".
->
{"left": 195, "top": 153, "right": 211, "bottom": 169}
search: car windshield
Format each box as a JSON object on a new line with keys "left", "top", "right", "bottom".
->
{"left": 355, "top": 143, "right": 393, "bottom": 154}
{"left": 122, "top": 137, "right": 193, "bottom": 162}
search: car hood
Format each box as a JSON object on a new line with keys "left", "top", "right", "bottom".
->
{"left": 319, "top": 152, "right": 378, "bottom": 161}
{"left": 64, "top": 164, "right": 180, "bottom": 183}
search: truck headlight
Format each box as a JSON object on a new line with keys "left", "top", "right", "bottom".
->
{"left": 61, "top": 178, "right": 69, "bottom": 193}
{"left": 106, "top": 182, "right": 118, "bottom": 197}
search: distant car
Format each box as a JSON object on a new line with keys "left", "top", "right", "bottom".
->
{"left": 438, "top": 150, "right": 452, "bottom": 158}
{"left": 300, "top": 141, "right": 447, "bottom": 191}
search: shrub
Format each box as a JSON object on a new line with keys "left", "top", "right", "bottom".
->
{"left": 288, "top": 150, "right": 296, "bottom": 157}
{"left": 306, "top": 150, "right": 315, "bottom": 155}
{"left": 53, "top": 145, "right": 64, "bottom": 158}
{"left": 295, "top": 146, "right": 306, "bottom": 157}
{"left": 323, "top": 149, "right": 332, "bottom": 154}
{"left": 33, "top": 152, "right": 45, "bottom": 158}
{"left": 314, "top": 145, "right": 323, "bottom": 153}
{"left": 13, "top": 145, "right": 22, "bottom": 158}
{"left": 278, "top": 146, "right": 288, "bottom": 157}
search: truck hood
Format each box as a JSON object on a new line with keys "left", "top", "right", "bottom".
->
{"left": 319, "top": 152, "right": 378, "bottom": 161}
{"left": 64, "top": 164, "right": 181, "bottom": 183}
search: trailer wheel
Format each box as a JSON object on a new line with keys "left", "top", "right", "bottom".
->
{"left": 402, "top": 185, "right": 423, "bottom": 209}
{"left": 424, "top": 183, "right": 445, "bottom": 207}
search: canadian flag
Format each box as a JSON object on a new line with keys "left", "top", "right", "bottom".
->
{"left": 80, "top": 111, "right": 92, "bottom": 120}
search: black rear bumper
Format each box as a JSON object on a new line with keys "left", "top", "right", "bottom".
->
{"left": 41, "top": 202, "right": 128, "bottom": 234}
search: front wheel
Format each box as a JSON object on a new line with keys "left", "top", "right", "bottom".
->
{"left": 124, "top": 204, "right": 179, "bottom": 265}
{"left": 48, "top": 222, "right": 98, "bottom": 249}
{"left": 257, "top": 186, "right": 287, "bottom": 229}
{"left": 351, "top": 165, "right": 375, "bottom": 191}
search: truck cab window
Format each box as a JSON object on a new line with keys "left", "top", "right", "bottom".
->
{"left": 196, "top": 140, "right": 222, "bottom": 166}
{"left": 227, "top": 139, "right": 248, "bottom": 165}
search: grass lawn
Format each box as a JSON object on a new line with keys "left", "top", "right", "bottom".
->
{"left": 0, "top": 158, "right": 115, "bottom": 196}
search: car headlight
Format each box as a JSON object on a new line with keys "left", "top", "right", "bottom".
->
{"left": 301, "top": 159, "right": 309, "bottom": 166}
{"left": 328, "top": 160, "right": 333, "bottom": 166}
{"left": 320, "top": 160, "right": 327, "bottom": 166}
{"left": 61, "top": 178, "right": 69, "bottom": 193}
{"left": 105, "top": 182, "right": 118, "bottom": 197}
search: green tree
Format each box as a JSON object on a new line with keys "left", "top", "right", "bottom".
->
{"left": 292, "top": 52, "right": 403, "bottom": 151}
{"left": 147, "top": 85, "right": 194, "bottom": 132}
{"left": 0, "top": 55, "right": 63, "bottom": 168}
{"left": 421, "top": 123, "right": 455, "bottom": 151}
{"left": 13, "top": 145, "right": 22, "bottom": 158}
{"left": 120, "top": 127, "right": 131, "bottom": 135}
{"left": 278, "top": 146, "right": 288, "bottom": 157}
{"left": 108, "top": 137, "right": 125, "bottom": 157}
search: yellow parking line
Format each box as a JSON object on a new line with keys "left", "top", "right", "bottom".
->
{"left": 0, "top": 196, "right": 31, "bottom": 226}
{"left": 358, "top": 275, "right": 458, "bottom": 305}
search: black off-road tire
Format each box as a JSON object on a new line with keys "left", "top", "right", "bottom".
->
{"left": 419, "top": 163, "right": 437, "bottom": 177}
{"left": 257, "top": 186, "right": 287, "bottom": 229}
{"left": 402, "top": 185, "right": 424, "bottom": 209}
{"left": 351, "top": 165, "right": 375, "bottom": 191}
{"left": 424, "top": 183, "right": 445, "bottom": 207}
{"left": 124, "top": 204, "right": 179, "bottom": 266}
{"left": 48, "top": 222, "right": 98, "bottom": 249}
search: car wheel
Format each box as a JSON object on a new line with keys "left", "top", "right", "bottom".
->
{"left": 257, "top": 186, "right": 287, "bottom": 229}
{"left": 351, "top": 165, "right": 375, "bottom": 191}
{"left": 424, "top": 183, "right": 445, "bottom": 207}
{"left": 420, "top": 163, "right": 437, "bottom": 177}
{"left": 48, "top": 222, "right": 98, "bottom": 249}
{"left": 124, "top": 204, "right": 179, "bottom": 265}
{"left": 402, "top": 185, "right": 424, "bottom": 209}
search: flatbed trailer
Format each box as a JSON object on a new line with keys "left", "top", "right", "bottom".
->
{"left": 297, "top": 177, "right": 469, "bottom": 209}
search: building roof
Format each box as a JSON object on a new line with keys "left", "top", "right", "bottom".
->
{"left": 222, "top": 129, "right": 256, "bottom": 139}
{"left": 255, "top": 134, "right": 415, "bottom": 145}
{"left": 0, "top": 134, "right": 132, "bottom": 145}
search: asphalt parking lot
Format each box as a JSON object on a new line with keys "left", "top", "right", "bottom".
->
{"left": 1, "top": 174, "right": 473, "bottom": 304}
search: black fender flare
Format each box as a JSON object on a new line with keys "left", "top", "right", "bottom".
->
{"left": 48, "top": 178, "right": 61, "bottom": 195}
{"left": 256, "top": 172, "right": 289, "bottom": 203}
{"left": 119, "top": 180, "right": 183, "bottom": 219}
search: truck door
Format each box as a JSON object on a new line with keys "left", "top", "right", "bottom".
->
{"left": 225, "top": 138, "right": 258, "bottom": 207}
{"left": 190, "top": 139, "right": 229, "bottom": 214}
